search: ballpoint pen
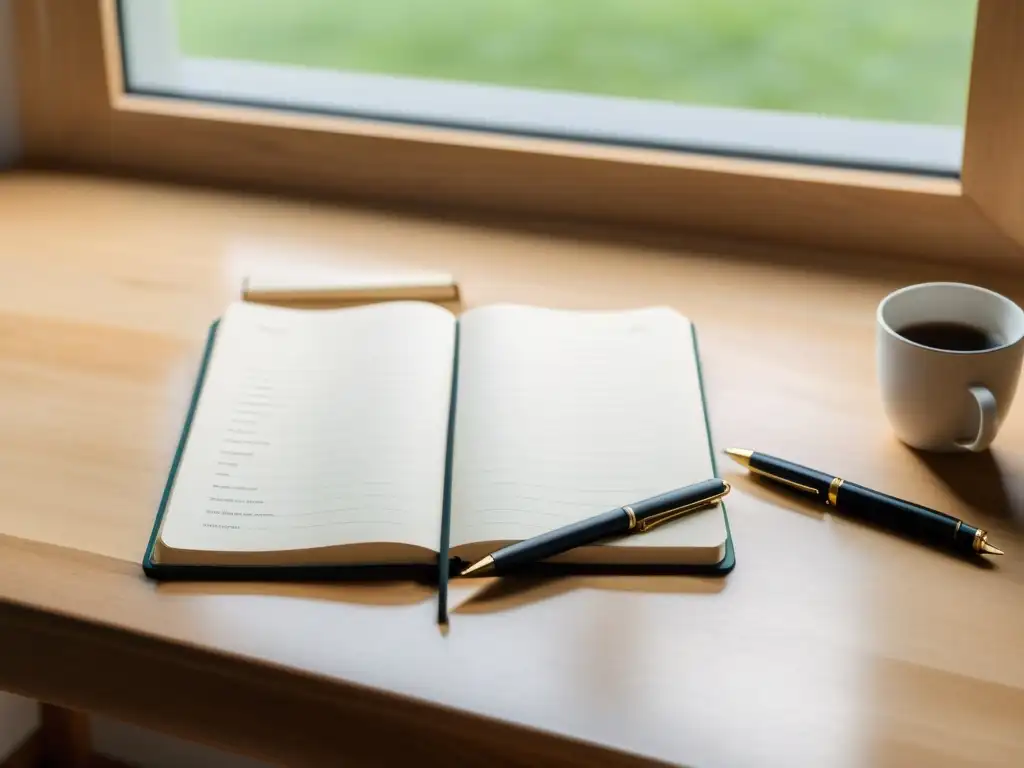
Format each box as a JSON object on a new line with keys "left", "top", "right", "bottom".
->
{"left": 460, "top": 478, "right": 731, "bottom": 576}
{"left": 725, "top": 448, "right": 1004, "bottom": 557}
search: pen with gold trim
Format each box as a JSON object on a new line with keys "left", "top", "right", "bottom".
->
{"left": 725, "top": 448, "right": 1004, "bottom": 557}
{"left": 460, "top": 478, "right": 731, "bottom": 576}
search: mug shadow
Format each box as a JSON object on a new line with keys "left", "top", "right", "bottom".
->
{"left": 906, "top": 447, "right": 1023, "bottom": 527}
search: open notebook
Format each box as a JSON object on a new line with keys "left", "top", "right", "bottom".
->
{"left": 145, "top": 301, "right": 733, "bottom": 582}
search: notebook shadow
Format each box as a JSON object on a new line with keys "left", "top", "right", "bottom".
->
{"left": 154, "top": 579, "right": 436, "bottom": 606}
{"left": 452, "top": 572, "right": 725, "bottom": 614}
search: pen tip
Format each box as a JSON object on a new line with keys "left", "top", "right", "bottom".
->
{"left": 981, "top": 542, "right": 1005, "bottom": 556}
{"left": 460, "top": 555, "right": 495, "bottom": 577}
{"left": 724, "top": 448, "right": 753, "bottom": 468}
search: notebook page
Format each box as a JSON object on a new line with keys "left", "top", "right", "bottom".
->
{"left": 448, "top": 304, "right": 723, "bottom": 559}
{"left": 160, "top": 301, "right": 456, "bottom": 555}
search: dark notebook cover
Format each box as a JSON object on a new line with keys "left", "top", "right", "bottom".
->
{"left": 143, "top": 316, "right": 735, "bottom": 621}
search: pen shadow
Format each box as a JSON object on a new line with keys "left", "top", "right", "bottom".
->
{"left": 726, "top": 466, "right": 1000, "bottom": 570}
{"left": 154, "top": 579, "right": 436, "bottom": 606}
{"left": 724, "top": 471, "right": 826, "bottom": 519}
{"left": 452, "top": 572, "right": 725, "bottom": 615}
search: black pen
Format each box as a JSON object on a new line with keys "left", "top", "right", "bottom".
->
{"left": 725, "top": 448, "right": 1004, "bottom": 557}
{"left": 460, "top": 478, "right": 731, "bottom": 577}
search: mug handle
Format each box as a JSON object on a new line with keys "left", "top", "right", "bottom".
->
{"left": 955, "top": 385, "right": 1000, "bottom": 452}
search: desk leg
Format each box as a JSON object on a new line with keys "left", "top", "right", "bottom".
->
{"left": 37, "top": 704, "right": 90, "bottom": 768}
{"left": 0, "top": 705, "right": 134, "bottom": 768}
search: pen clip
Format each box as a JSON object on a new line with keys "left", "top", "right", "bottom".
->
{"left": 748, "top": 466, "right": 819, "bottom": 496}
{"left": 637, "top": 483, "right": 732, "bottom": 533}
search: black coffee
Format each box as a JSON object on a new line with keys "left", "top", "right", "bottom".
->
{"left": 897, "top": 321, "right": 1000, "bottom": 351}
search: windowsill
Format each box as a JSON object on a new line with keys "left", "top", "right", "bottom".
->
{"left": 0, "top": 168, "right": 1016, "bottom": 293}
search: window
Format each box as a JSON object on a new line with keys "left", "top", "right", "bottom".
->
{"left": 11, "top": 1, "right": 1024, "bottom": 265}
{"left": 121, "top": 0, "right": 976, "bottom": 175}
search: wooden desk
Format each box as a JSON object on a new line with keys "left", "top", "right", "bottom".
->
{"left": 0, "top": 171, "right": 1022, "bottom": 768}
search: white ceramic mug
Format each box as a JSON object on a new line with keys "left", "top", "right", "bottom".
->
{"left": 877, "top": 282, "right": 1024, "bottom": 452}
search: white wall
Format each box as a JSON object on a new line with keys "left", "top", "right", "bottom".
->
{"left": 0, "top": 694, "right": 37, "bottom": 761}
{"left": 0, "top": 0, "right": 19, "bottom": 167}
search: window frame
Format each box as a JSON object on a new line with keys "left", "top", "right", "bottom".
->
{"left": 120, "top": 0, "right": 966, "bottom": 179}
{"left": 12, "top": 0, "right": 1024, "bottom": 265}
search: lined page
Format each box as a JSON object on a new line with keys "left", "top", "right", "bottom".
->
{"left": 448, "top": 304, "right": 724, "bottom": 561}
{"left": 160, "top": 301, "right": 456, "bottom": 555}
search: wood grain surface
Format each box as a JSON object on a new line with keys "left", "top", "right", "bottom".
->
{"left": 0, "top": 171, "right": 1022, "bottom": 768}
